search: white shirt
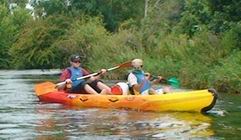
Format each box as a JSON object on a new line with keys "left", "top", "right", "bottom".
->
{"left": 127, "top": 73, "right": 138, "bottom": 87}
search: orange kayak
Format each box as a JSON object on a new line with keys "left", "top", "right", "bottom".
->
{"left": 35, "top": 82, "right": 217, "bottom": 113}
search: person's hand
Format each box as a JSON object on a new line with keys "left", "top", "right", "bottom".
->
{"left": 151, "top": 76, "right": 164, "bottom": 84}
{"left": 157, "top": 76, "right": 163, "bottom": 80}
{"left": 89, "top": 76, "right": 96, "bottom": 81}
{"left": 145, "top": 72, "right": 151, "bottom": 80}
{"left": 157, "top": 76, "right": 165, "bottom": 82}
{"left": 100, "top": 69, "right": 107, "bottom": 74}
{"left": 65, "top": 79, "right": 72, "bottom": 89}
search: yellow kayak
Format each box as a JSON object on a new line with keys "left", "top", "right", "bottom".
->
{"left": 35, "top": 82, "right": 217, "bottom": 113}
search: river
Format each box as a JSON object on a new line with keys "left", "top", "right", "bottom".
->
{"left": 0, "top": 70, "right": 240, "bottom": 139}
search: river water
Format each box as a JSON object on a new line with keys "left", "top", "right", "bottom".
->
{"left": 0, "top": 70, "right": 240, "bottom": 139}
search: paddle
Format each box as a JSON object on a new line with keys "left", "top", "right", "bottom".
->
{"left": 149, "top": 75, "right": 180, "bottom": 88}
{"left": 35, "top": 61, "right": 132, "bottom": 96}
{"left": 164, "top": 77, "right": 180, "bottom": 88}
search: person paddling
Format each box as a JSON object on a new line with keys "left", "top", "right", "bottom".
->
{"left": 59, "top": 54, "right": 111, "bottom": 95}
{"left": 127, "top": 59, "right": 170, "bottom": 95}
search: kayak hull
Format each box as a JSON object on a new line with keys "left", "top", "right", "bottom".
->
{"left": 36, "top": 88, "right": 217, "bottom": 113}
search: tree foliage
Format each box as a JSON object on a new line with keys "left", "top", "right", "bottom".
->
{"left": 10, "top": 15, "right": 72, "bottom": 69}
{"left": 0, "top": 3, "right": 31, "bottom": 68}
{"left": 0, "top": 0, "right": 240, "bottom": 93}
{"left": 176, "top": 0, "right": 241, "bottom": 36}
{"left": 30, "top": 0, "right": 144, "bottom": 31}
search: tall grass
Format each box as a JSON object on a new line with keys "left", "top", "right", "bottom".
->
{"left": 86, "top": 26, "right": 241, "bottom": 93}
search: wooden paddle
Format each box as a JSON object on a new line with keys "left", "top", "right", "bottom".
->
{"left": 35, "top": 61, "right": 132, "bottom": 96}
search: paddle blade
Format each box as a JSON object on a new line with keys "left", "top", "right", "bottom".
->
{"left": 35, "top": 82, "right": 57, "bottom": 96}
{"left": 118, "top": 61, "right": 132, "bottom": 68}
{"left": 167, "top": 77, "right": 180, "bottom": 88}
{"left": 107, "top": 61, "right": 132, "bottom": 71}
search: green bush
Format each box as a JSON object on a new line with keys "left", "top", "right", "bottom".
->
{"left": 209, "top": 51, "right": 241, "bottom": 94}
{"left": 10, "top": 15, "right": 70, "bottom": 69}
{"left": 0, "top": 5, "right": 31, "bottom": 69}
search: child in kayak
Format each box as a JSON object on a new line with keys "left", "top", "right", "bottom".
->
{"left": 59, "top": 54, "right": 111, "bottom": 95}
{"left": 127, "top": 59, "right": 170, "bottom": 95}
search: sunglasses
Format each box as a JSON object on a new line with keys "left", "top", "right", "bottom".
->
{"left": 72, "top": 60, "right": 80, "bottom": 63}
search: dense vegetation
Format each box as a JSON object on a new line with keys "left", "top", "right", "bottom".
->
{"left": 0, "top": 0, "right": 240, "bottom": 93}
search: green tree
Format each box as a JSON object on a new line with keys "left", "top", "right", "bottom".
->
{"left": 30, "top": 0, "right": 145, "bottom": 31}
{"left": 0, "top": 4, "right": 31, "bottom": 68}
{"left": 139, "top": 0, "right": 184, "bottom": 48}
{"left": 176, "top": 0, "right": 241, "bottom": 35}
{"left": 10, "top": 15, "right": 72, "bottom": 69}
{"left": 52, "top": 16, "right": 110, "bottom": 68}
{"left": 208, "top": 0, "right": 241, "bottom": 32}
{"left": 0, "top": 4, "right": 11, "bottom": 68}
{"left": 8, "top": 0, "right": 28, "bottom": 8}
{"left": 30, "top": 0, "right": 69, "bottom": 17}
{"left": 175, "top": 0, "right": 211, "bottom": 36}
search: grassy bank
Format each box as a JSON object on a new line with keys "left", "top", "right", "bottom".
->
{"left": 87, "top": 24, "right": 241, "bottom": 94}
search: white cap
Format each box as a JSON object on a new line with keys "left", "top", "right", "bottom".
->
{"left": 131, "top": 59, "right": 143, "bottom": 68}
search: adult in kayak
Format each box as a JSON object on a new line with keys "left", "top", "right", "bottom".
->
{"left": 59, "top": 54, "right": 111, "bottom": 95}
{"left": 127, "top": 59, "right": 170, "bottom": 95}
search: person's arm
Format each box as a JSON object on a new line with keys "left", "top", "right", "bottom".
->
{"left": 145, "top": 72, "right": 152, "bottom": 80}
{"left": 128, "top": 73, "right": 141, "bottom": 95}
{"left": 151, "top": 76, "right": 164, "bottom": 84}
{"left": 81, "top": 67, "right": 90, "bottom": 76}
{"left": 94, "top": 69, "right": 107, "bottom": 79}
{"left": 80, "top": 67, "right": 95, "bottom": 82}
{"left": 81, "top": 67, "right": 103, "bottom": 82}
{"left": 60, "top": 69, "right": 71, "bottom": 81}
{"left": 144, "top": 72, "right": 164, "bottom": 85}
{"left": 59, "top": 69, "right": 71, "bottom": 90}
{"left": 84, "top": 68, "right": 107, "bottom": 82}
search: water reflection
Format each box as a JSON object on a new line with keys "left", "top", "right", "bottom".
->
{"left": 2, "top": 69, "right": 237, "bottom": 139}
{"left": 34, "top": 103, "right": 214, "bottom": 139}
